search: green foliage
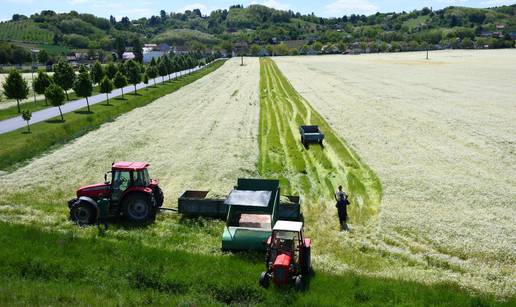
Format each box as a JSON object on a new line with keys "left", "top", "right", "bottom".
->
{"left": 132, "top": 37, "right": 143, "bottom": 63}
{"left": 0, "top": 20, "right": 53, "bottom": 43}
{"left": 90, "top": 60, "right": 104, "bottom": 84}
{"left": 73, "top": 69, "right": 93, "bottom": 111}
{"left": 36, "top": 49, "right": 48, "bottom": 63}
{"left": 45, "top": 83, "right": 65, "bottom": 107}
{"left": 143, "top": 74, "right": 149, "bottom": 85}
{"left": 113, "top": 71, "right": 127, "bottom": 98}
{"left": 2, "top": 69, "right": 29, "bottom": 113}
{"left": 21, "top": 109, "right": 31, "bottom": 121}
{"left": 105, "top": 62, "right": 117, "bottom": 79}
{"left": 52, "top": 61, "right": 75, "bottom": 100}
{"left": 33, "top": 71, "right": 52, "bottom": 104}
{"left": 99, "top": 76, "right": 113, "bottom": 94}
{"left": 124, "top": 60, "right": 141, "bottom": 93}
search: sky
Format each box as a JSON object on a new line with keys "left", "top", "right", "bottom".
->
{"left": 0, "top": 0, "right": 514, "bottom": 21}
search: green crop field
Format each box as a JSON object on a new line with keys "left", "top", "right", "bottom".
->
{"left": 0, "top": 20, "right": 54, "bottom": 44}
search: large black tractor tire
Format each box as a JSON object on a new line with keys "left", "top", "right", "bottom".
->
{"left": 70, "top": 201, "right": 96, "bottom": 226}
{"left": 294, "top": 275, "right": 305, "bottom": 292}
{"left": 122, "top": 193, "right": 156, "bottom": 224}
{"left": 153, "top": 186, "right": 164, "bottom": 207}
{"left": 259, "top": 272, "right": 270, "bottom": 289}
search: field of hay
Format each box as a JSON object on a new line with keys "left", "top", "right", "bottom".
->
{"left": 0, "top": 58, "right": 259, "bottom": 208}
{"left": 274, "top": 49, "right": 516, "bottom": 297}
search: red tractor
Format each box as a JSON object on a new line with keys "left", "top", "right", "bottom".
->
{"left": 259, "top": 220, "right": 312, "bottom": 291}
{"left": 68, "top": 162, "right": 164, "bottom": 225}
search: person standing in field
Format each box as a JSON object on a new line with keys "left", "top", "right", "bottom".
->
{"left": 335, "top": 185, "right": 350, "bottom": 231}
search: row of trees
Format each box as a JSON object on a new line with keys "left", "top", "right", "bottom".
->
{"left": 2, "top": 52, "right": 210, "bottom": 132}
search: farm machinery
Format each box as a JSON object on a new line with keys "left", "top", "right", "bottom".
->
{"left": 299, "top": 125, "right": 325, "bottom": 147}
{"left": 178, "top": 178, "right": 303, "bottom": 251}
{"left": 259, "top": 220, "right": 312, "bottom": 291}
{"left": 68, "top": 162, "right": 164, "bottom": 225}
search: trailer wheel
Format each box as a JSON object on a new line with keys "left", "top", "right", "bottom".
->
{"left": 259, "top": 272, "right": 270, "bottom": 288}
{"left": 70, "top": 201, "right": 96, "bottom": 225}
{"left": 123, "top": 193, "right": 155, "bottom": 224}
{"left": 294, "top": 275, "right": 305, "bottom": 291}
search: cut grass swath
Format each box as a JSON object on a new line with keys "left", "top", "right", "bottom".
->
{"left": 258, "top": 58, "right": 382, "bottom": 224}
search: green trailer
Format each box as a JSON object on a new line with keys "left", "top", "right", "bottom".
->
{"left": 178, "top": 178, "right": 303, "bottom": 251}
{"left": 222, "top": 179, "right": 279, "bottom": 251}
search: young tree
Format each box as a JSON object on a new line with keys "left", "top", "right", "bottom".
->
{"left": 146, "top": 65, "right": 158, "bottom": 86}
{"left": 33, "top": 71, "right": 52, "bottom": 105}
{"left": 125, "top": 60, "right": 141, "bottom": 94}
{"left": 132, "top": 37, "right": 143, "bottom": 63}
{"left": 158, "top": 60, "right": 168, "bottom": 84}
{"left": 143, "top": 73, "right": 149, "bottom": 85}
{"left": 91, "top": 60, "right": 105, "bottom": 85}
{"left": 114, "top": 36, "right": 126, "bottom": 61}
{"left": 45, "top": 83, "right": 66, "bottom": 121}
{"left": 113, "top": 71, "right": 127, "bottom": 99}
{"left": 73, "top": 68, "right": 93, "bottom": 112}
{"left": 99, "top": 76, "right": 113, "bottom": 105}
{"left": 37, "top": 49, "right": 49, "bottom": 64}
{"left": 21, "top": 109, "right": 32, "bottom": 133}
{"left": 2, "top": 70, "right": 29, "bottom": 113}
{"left": 53, "top": 61, "right": 75, "bottom": 100}
{"left": 106, "top": 62, "right": 118, "bottom": 79}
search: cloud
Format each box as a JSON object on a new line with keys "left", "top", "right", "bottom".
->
{"left": 251, "top": 0, "right": 291, "bottom": 11}
{"left": 324, "top": 0, "right": 379, "bottom": 16}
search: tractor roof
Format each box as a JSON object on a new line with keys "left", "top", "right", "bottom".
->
{"left": 273, "top": 220, "right": 303, "bottom": 232}
{"left": 112, "top": 161, "right": 149, "bottom": 171}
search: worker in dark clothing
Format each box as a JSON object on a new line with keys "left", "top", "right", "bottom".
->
{"left": 335, "top": 185, "right": 350, "bottom": 231}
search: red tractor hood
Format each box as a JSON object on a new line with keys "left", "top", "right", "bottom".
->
{"left": 76, "top": 182, "right": 110, "bottom": 198}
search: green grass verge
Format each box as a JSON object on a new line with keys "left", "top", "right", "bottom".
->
{"left": 0, "top": 60, "right": 225, "bottom": 171}
{"left": 0, "top": 221, "right": 509, "bottom": 306}
{"left": 258, "top": 58, "right": 381, "bottom": 223}
{"left": 0, "top": 86, "right": 101, "bottom": 121}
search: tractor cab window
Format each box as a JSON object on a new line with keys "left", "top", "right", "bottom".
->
{"left": 134, "top": 169, "right": 150, "bottom": 187}
{"left": 112, "top": 171, "right": 131, "bottom": 201}
{"left": 273, "top": 230, "right": 299, "bottom": 252}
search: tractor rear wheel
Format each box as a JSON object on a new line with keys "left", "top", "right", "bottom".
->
{"left": 122, "top": 193, "right": 155, "bottom": 224}
{"left": 294, "top": 275, "right": 305, "bottom": 291}
{"left": 259, "top": 272, "right": 270, "bottom": 288}
{"left": 70, "top": 201, "right": 96, "bottom": 225}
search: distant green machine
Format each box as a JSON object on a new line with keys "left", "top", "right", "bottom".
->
{"left": 178, "top": 178, "right": 302, "bottom": 251}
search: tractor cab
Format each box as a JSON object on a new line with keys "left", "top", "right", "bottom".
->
{"left": 260, "top": 220, "right": 312, "bottom": 291}
{"left": 68, "top": 162, "right": 164, "bottom": 225}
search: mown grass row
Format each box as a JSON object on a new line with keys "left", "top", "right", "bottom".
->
{"left": 258, "top": 58, "right": 381, "bottom": 223}
{"left": 0, "top": 60, "right": 225, "bottom": 171}
{"left": 0, "top": 221, "right": 509, "bottom": 306}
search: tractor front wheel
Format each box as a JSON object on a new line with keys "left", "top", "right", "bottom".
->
{"left": 70, "top": 201, "right": 96, "bottom": 225}
{"left": 294, "top": 275, "right": 305, "bottom": 292}
{"left": 259, "top": 272, "right": 270, "bottom": 288}
{"left": 123, "top": 193, "right": 155, "bottom": 224}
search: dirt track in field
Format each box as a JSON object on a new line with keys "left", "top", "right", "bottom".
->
{"left": 0, "top": 58, "right": 260, "bottom": 205}
{"left": 274, "top": 50, "right": 516, "bottom": 296}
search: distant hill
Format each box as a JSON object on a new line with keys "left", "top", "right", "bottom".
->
{"left": 0, "top": 4, "right": 515, "bottom": 64}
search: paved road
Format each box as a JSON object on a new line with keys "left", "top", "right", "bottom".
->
{"left": 0, "top": 66, "right": 202, "bottom": 134}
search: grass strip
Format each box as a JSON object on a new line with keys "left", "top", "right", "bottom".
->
{"left": 258, "top": 58, "right": 381, "bottom": 223}
{"left": 0, "top": 221, "right": 508, "bottom": 306}
{"left": 0, "top": 60, "right": 225, "bottom": 171}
